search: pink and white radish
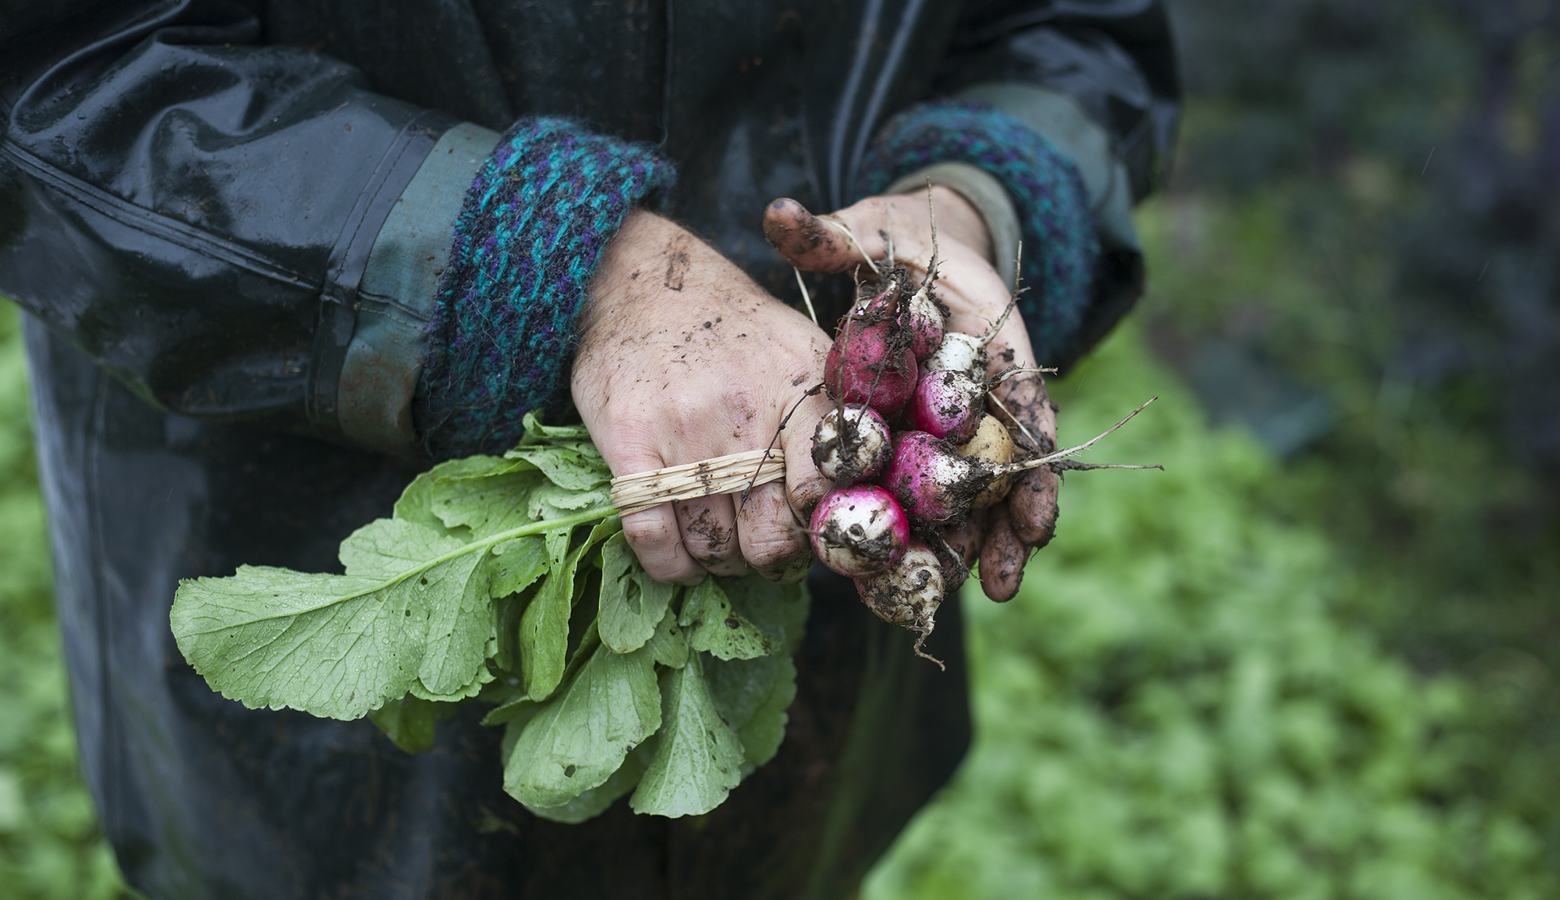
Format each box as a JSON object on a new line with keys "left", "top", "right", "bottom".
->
{"left": 883, "top": 399, "right": 1159, "bottom": 526}
{"left": 882, "top": 431, "right": 984, "bottom": 524}
{"left": 907, "top": 368, "right": 986, "bottom": 443}
{"left": 811, "top": 404, "right": 893, "bottom": 486}
{"left": 899, "top": 280, "right": 945, "bottom": 361}
{"left": 807, "top": 485, "right": 911, "bottom": 578}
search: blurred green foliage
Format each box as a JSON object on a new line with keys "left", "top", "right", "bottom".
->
{"left": 864, "top": 3, "right": 1560, "bottom": 884}
{"left": 866, "top": 312, "right": 1558, "bottom": 899}
{"left": 0, "top": 306, "right": 132, "bottom": 898}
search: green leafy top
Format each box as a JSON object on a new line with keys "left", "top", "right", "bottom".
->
{"left": 170, "top": 413, "right": 807, "bottom": 821}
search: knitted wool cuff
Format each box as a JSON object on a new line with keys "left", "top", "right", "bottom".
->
{"left": 857, "top": 100, "right": 1099, "bottom": 365}
{"left": 419, "top": 118, "right": 675, "bottom": 457}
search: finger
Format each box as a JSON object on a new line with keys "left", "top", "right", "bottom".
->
{"left": 621, "top": 505, "right": 706, "bottom": 585}
{"left": 1009, "top": 466, "right": 1060, "bottom": 549}
{"left": 990, "top": 370, "right": 1056, "bottom": 455}
{"left": 734, "top": 480, "right": 814, "bottom": 583}
{"left": 732, "top": 384, "right": 832, "bottom": 583}
{"left": 674, "top": 495, "right": 750, "bottom": 578}
{"left": 979, "top": 504, "right": 1028, "bottom": 603}
{"left": 763, "top": 197, "right": 873, "bottom": 274}
{"left": 944, "top": 510, "right": 987, "bottom": 569}
{"left": 600, "top": 441, "right": 708, "bottom": 585}
{"left": 779, "top": 386, "right": 833, "bottom": 522}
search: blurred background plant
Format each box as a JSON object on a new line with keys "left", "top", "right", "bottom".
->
{"left": 868, "top": 0, "right": 1560, "bottom": 896}
{"left": 1, "top": 0, "right": 1556, "bottom": 897}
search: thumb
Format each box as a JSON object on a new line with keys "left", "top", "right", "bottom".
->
{"left": 763, "top": 198, "right": 871, "bottom": 274}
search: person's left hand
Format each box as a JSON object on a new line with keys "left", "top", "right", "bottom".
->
{"left": 762, "top": 187, "right": 1060, "bottom": 601}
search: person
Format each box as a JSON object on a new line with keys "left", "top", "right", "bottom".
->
{"left": 0, "top": 1, "right": 1178, "bottom": 897}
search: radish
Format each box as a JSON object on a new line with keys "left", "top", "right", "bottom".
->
{"left": 923, "top": 295, "right": 1019, "bottom": 379}
{"left": 899, "top": 280, "right": 945, "bottom": 361}
{"left": 853, "top": 540, "right": 942, "bottom": 627}
{"left": 907, "top": 368, "right": 985, "bottom": 443}
{"left": 811, "top": 404, "right": 893, "bottom": 486}
{"left": 807, "top": 485, "right": 911, "bottom": 578}
{"left": 882, "top": 431, "right": 983, "bottom": 524}
{"left": 854, "top": 540, "right": 946, "bottom": 667}
{"left": 844, "top": 266, "right": 943, "bottom": 362}
{"left": 955, "top": 414, "right": 1016, "bottom": 509}
{"left": 885, "top": 399, "right": 1161, "bottom": 526}
{"left": 922, "top": 331, "right": 987, "bottom": 380}
{"left": 823, "top": 318, "right": 918, "bottom": 417}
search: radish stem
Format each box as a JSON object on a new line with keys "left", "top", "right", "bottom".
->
{"left": 990, "top": 397, "right": 1159, "bottom": 478}
{"left": 793, "top": 267, "right": 818, "bottom": 326}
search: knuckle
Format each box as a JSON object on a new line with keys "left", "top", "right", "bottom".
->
{"left": 622, "top": 510, "right": 680, "bottom": 559}
{"left": 734, "top": 486, "right": 806, "bottom": 574}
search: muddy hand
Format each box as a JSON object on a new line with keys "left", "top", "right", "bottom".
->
{"left": 764, "top": 192, "right": 1060, "bottom": 602}
{"left": 576, "top": 211, "right": 833, "bottom": 585}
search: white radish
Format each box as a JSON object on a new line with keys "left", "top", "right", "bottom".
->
{"left": 811, "top": 404, "right": 893, "bottom": 486}
{"left": 955, "top": 415, "right": 1016, "bottom": 508}
{"left": 852, "top": 540, "right": 943, "bottom": 628}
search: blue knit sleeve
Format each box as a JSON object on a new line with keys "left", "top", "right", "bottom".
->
{"left": 856, "top": 101, "right": 1099, "bottom": 366}
{"left": 418, "top": 118, "right": 676, "bottom": 458}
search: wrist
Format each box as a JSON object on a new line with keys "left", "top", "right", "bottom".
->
{"left": 924, "top": 185, "right": 994, "bottom": 266}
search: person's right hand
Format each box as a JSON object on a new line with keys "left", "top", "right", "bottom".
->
{"left": 573, "top": 211, "right": 835, "bottom": 585}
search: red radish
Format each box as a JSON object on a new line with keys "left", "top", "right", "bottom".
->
{"left": 907, "top": 368, "right": 986, "bottom": 443}
{"left": 845, "top": 267, "right": 943, "bottom": 361}
{"left": 807, "top": 485, "right": 911, "bottom": 578}
{"left": 824, "top": 319, "right": 918, "bottom": 417}
{"left": 812, "top": 404, "right": 893, "bottom": 486}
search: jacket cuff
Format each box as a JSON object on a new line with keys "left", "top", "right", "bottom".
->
{"left": 952, "top": 83, "right": 1140, "bottom": 258}
{"left": 883, "top": 162, "right": 1022, "bottom": 292}
{"left": 417, "top": 118, "right": 677, "bottom": 459}
{"left": 856, "top": 100, "right": 1099, "bottom": 366}
{"left": 952, "top": 83, "right": 1148, "bottom": 368}
{"left": 341, "top": 123, "right": 501, "bottom": 456}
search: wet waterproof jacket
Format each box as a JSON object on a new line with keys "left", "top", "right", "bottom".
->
{"left": 0, "top": 1, "right": 1178, "bottom": 897}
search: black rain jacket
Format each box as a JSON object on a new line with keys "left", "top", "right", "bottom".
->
{"left": 0, "top": 1, "right": 1178, "bottom": 897}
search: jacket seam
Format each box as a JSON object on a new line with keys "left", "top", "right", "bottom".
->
{"left": 0, "top": 139, "right": 321, "bottom": 289}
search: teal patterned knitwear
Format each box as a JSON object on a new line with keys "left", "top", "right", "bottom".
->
{"left": 419, "top": 118, "right": 675, "bottom": 458}
{"left": 857, "top": 100, "right": 1099, "bottom": 366}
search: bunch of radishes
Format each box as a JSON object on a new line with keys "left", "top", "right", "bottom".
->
{"left": 801, "top": 259, "right": 1057, "bottom": 664}
{"left": 800, "top": 251, "right": 1158, "bottom": 664}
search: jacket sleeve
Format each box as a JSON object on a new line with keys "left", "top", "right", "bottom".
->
{"left": 0, "top": 0, "right": 458, "bottom": 449}
{"left": 914, "top": 0, "right": 1179, "bottom": 367}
